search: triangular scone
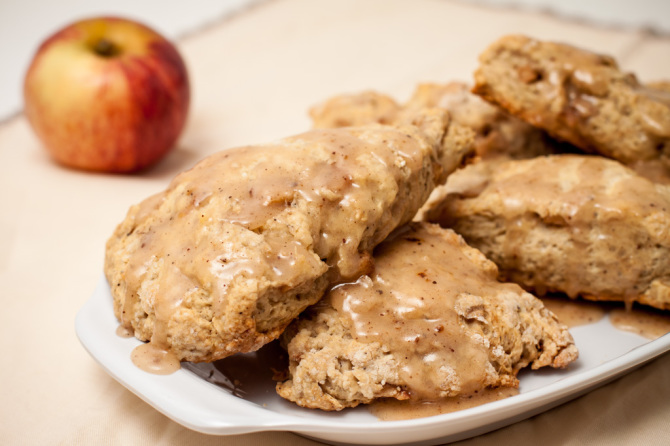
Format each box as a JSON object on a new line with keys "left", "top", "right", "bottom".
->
{"left": 309, "top": 82, "right": 561, "bottom": 161}
{"left": 309, "top": 88, "right": 477, "bottom": 165}
{"left": 423, "top": 155, "right": 670, "bottom": 310}
{"left": 472, "top": 35, "right": 670, "bottom": 178}
{"left": 404, "top": 82, "right": 562, "bottom": 160}
{"left": 276, "top": 222, "right": 577, "bottom": 410}
{"left": 105, "top": 112, "right": 473, "bottom": 363}
{"left": 309, "top": 90, "right": 401, "bottom": 129}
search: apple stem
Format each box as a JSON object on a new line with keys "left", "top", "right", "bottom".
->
{"left": 93, "top": 39, "right": 120, "bottom": 58}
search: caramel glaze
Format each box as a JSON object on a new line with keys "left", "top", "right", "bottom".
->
{"left": 470, "top": 156, "right": 670, "bottom": 306}
{"left": 540, "top": 295, "right": 606, "bottom": 328}
{"left": 513, "top": 38, "right": 670, "bottom": 163}
{"left": 610, "top": 306, "right": 670, "bottom": 340}
{"left": 109, "top": 125, "right": 443, "bottom": 374}
{"left": 329, "top": 224, "right": 522, "bottom": 401}
{"left": 131, "top": 343, "right": 181, "bottom": 375}
{"left": 368, "top": 291, "right": 667, "bottom": 420}
{"left": 635, "top": 86, "right": 670, "bottom": 140}
{"left": 115, "top": 325, "right": 133, "bottom": 338}
{"left": 370, "top": 387, "right": 519, "bottom": 421}
{"left": 540, "top": 295, "right": 669, "bottom": 339}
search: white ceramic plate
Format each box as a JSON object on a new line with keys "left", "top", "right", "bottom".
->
{"left": 76, "top": 275, "right": 670, "bottom": 446}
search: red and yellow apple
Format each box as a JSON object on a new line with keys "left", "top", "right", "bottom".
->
{"left": 23, "top": 17, "right": 190, "bottom": 172}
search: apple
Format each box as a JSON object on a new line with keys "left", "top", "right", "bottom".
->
{"left": 23, "top": 17, "right": 190, "bottom": 172}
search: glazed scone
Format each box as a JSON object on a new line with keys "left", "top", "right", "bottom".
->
{"left": 309, "top": 90, "right": 401, "bottom": 128}
{"left": 404, "top": 82, "right": 561, "bottom": 159}
{"left": 415, "top": 155, "right": 506, "bottom": 221}
{"left": 405, "top": 82, "right": 566, "bottom": 220}
{"left": 629, "top": 81, "right": 670, "bottom": 183}
{"left": 276, "top": 222, "right": 577, "bottom": 410}
{"left": 310, "top": 82, "right": 558, "bottom": 160}
{"left": 472, "top": 35, "right": 670, "bottom": 172}
{"left": 648, "top": 81, "right": 670, "bottom": 94}
{"left": 423, "top": 155, "right": 670, "bottom": 310}
{"left": 310, "top": 88, "right": 476, "bottom": 166}
{"left": 105, "top": 111, "right": 474, "bottom": 363}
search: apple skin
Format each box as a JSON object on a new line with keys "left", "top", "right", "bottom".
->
{"left": 24, "top": 17, "right": 190, "bottom": 173}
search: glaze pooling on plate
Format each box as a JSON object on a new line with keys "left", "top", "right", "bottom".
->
{"left": 76, "top": 276, "right": 670, "bottom": 446}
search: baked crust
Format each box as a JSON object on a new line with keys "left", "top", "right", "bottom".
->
{"left": 276, "top": 222, "right": 577, "bottom": 410}
{"left": 423, "top": 155, "right": 670, "bottom": 310}
{"left": 309, "top": 82, "right": 561, "bottom": 161}
{"left": 105, "top": 114, "right": 473, "bottom": 362}
{"left": 472, "top": 35, "right": 670, "bottom": 174}
{"left": 405, "top": 82, "right": 561, "bottom": 160}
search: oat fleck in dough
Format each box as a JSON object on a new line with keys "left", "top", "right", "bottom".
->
{"left": 105, "top": 112, "right": 474, "bottom": 363}
{"left": 276, "top": 222, "right": 577, "bottom": 410}
{"left": 472, "top": 35, "right": 670, "bottom": 176}
{"left": 424, "top": 155, "right": 670, "bottom": 310}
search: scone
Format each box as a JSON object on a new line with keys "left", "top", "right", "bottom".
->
{"left": 105, "top": 111, "right": 474, "bottom": 363}
{"left": 309, "top": 90, "right": 401, "bottom": 128}
{"left": 310, "top": 88, "right": 476, "bottom": 165}
{"left": 310, "top": 82, "right": 560, "bottom": 160}
{"left": 403, "top": 82, "right": 562, "bottom": 159}
{"left": 423, "top": 155, "right": 670, "bottom": 310}
{"left": 472, "top": 34, "right": 670, "bottom": 173}
{"left": 276, "top": 222, "right": 577, "bottom": 410}
{"left": 649, "top": 81, "right": 670, "bottom": 94}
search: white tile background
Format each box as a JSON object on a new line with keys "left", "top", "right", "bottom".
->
{"left": 1, "top": 0, "right": 669, "bottom": 121}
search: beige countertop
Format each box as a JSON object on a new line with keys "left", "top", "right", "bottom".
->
{"left": 1, "top": 0, "right": 669, "bottom": 444}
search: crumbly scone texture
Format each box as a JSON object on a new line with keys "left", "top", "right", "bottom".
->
{"left": 404, "top": 82, "right": 562, "bottom": 160}
{"left": 310, "top": 89, "right": 476, "bottom": 172}
{"left": 276, "top": 223, "right": 577, "bottom": 410}
{"left": 647, "top": 81, "right": 670, "bottom": 94}
{"left": 105, "top": 113, "right": 473, "bottom": 363}
{"left": 423, "top": 155, "right": 670, "bottom": 310}
{"left": 309, "top": 90, "right": 401, "bottom": 128}
{"left": 415, "top": 155, "right": 507, "bottom": 221}
{"left": 309, "top": 82, "right": 560, "bottom": 161}
{"left": 472, "top": 35, "right": 670, "bottom": 170}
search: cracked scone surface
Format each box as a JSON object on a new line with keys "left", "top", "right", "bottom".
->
{"left": 472, "top": 35, "right": 670, "bottom": 172}
{"left": 309, "top": 87, "right": 477, "bottom": 166}
{"left": 276, "top": 222, "right": 577, "bottom": 410}
{"left": 308, "top": 83, "right": 568, "bottom": 221}
{"left": 105, "top": 117, "right": 471, "bottom": 363}
{"left": 309, "top": 90, "right": 402, "bottom": 129}
{"left": 424, "top": 155, "right": 670, "bottom": 310}
{"left": 404, "top": 82, "right": 561, "bottom": 160}
{"left": 310, "top": 82, "right": 558, "bottom": 161}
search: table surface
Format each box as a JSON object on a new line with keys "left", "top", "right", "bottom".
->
{"left": 1, "top": 0, "right": 669, "bottom": 445}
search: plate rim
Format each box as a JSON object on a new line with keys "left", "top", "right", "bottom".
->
{"left": 76, "top": 274, "right": 670, "bottom": 443}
